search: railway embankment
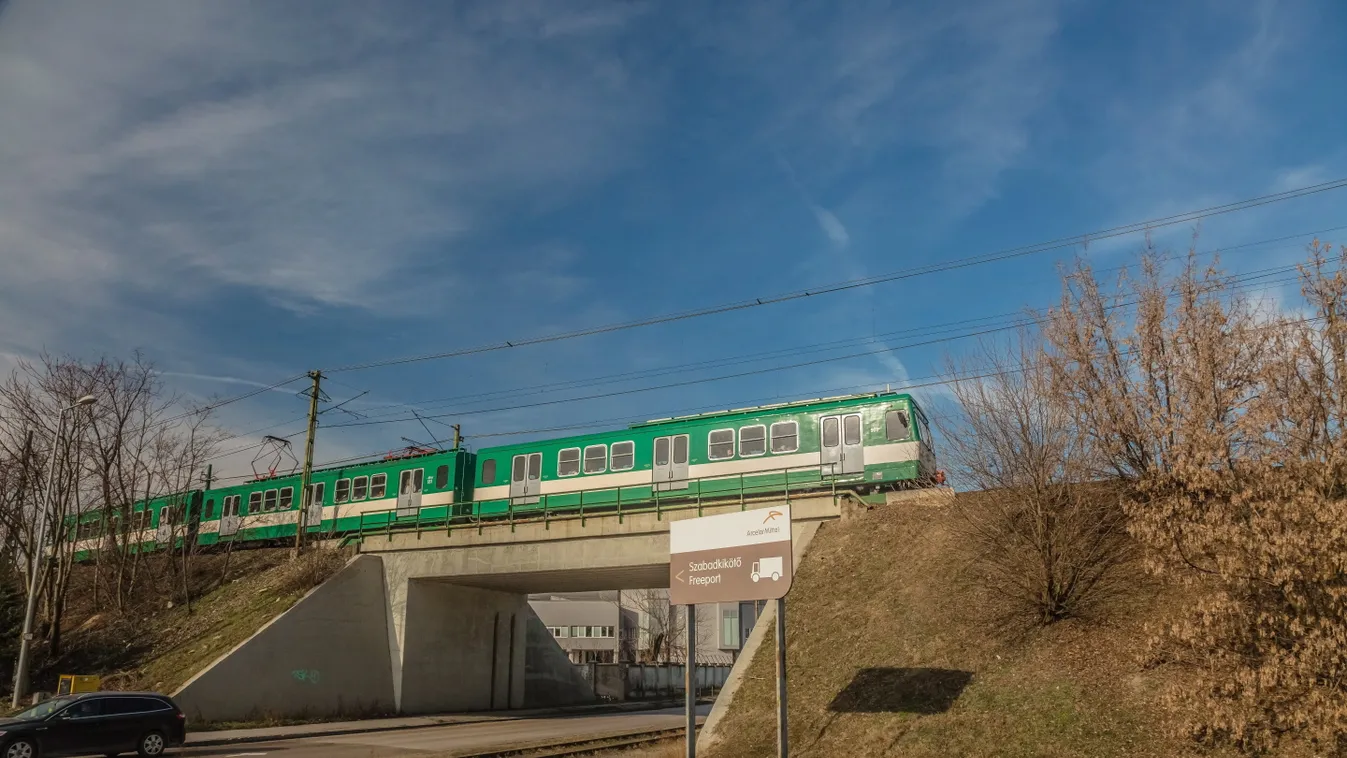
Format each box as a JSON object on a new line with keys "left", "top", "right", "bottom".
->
{"left": 699, "top": 490, "right": 1197, "bottom": 758}
{"left": 33, "top": 546, "right": 348, "bottom": 704}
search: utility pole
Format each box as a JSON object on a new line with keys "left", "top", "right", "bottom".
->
{"left": 452, "top": 424, "right": 461, "bottom": 451}
{"left": 293, "top": 370, "right": 322, "bottom": 557}
{"left": 203, "top": 464, "right": 213, "bottom": 491}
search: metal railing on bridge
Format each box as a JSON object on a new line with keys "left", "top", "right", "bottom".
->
{"left": 342, "top": 461, "right": 852, "bottom": 544}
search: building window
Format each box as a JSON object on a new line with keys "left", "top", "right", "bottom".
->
{"left": 770, "top": 421, "right": 799, "bottom": 453}
{"left": 336, "top": 479, "right": 351, "bottom": 504}
{"left": 435, "top": 465, "right": 449, "bottom": 489}
{"left": 611, "top": 441, "right": 635, "bottom": 471}
{"left": 481, "top": 459, "right": 497, "bottom": 485}
{"left": 708, "top": 429, "right": 735, "bottom": 460}
{"left": 721, "top": 608, "right": 739, "bottom": 649}
{"left": 370, "top": 473, "right": 387, "bottom": 499}
{"left": 558, "top": 448, "right": 581, "bottom": 477}
{"left": 584, "top": 445, "right": 607, "bottom": 474}
{"left": 352, "top": 476, "right": 369, "bottom": 500}
{"left": 739, "top": 425, "right": 766, "bottom": 457}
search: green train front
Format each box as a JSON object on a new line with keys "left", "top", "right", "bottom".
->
{"left": 469, "top": 391, "right": 935, "bottom": 516}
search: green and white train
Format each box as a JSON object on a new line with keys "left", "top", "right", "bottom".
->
{"left": 65, "top": 391, "right": 937, "bottom": 560}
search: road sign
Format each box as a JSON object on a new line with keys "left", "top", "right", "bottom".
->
{"left": 669, "top": 504, "right": 793, "bottom": 605}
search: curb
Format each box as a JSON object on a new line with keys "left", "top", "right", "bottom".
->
{"left": 185, "top": 699, "right": 697, "bottom": 747}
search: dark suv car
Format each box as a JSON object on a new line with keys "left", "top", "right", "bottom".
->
{"left": 0, "top": 692, "right": 186, "bottom": 757}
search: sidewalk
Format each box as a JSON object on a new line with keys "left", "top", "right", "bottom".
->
{"left": 185, "top": 699, "right": 697, "bottom": 747}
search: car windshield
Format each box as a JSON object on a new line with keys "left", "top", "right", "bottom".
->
{"left": 11, "top": 697, "right": 76, "bottom": 720}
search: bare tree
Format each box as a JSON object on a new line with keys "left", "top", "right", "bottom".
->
{"left": 942, "top": 331, "right": 1134, "bottom": 624}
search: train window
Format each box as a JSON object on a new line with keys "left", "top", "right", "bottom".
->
{"left": 307, "top": 482, "right": 326, "bottom": 506}
{"left": 279, "top": 487, "right": 294, "bottom": 510}
{"left": 770, "top": 421, "right": 799, "bottom": 453}
{"left": 844, "top": 415, "right": 862, "bottom": 446}
{"left": 885, "top": 410, "right": 911, "bottom": 441}
{"left": 674, "top": 435, "right": 688, "bottom": 464}
{"left": 353, "top": 476, "right": 369, "bottom": 500}
{"left": 481, "top": 459, "right": 497, "bottom": 485}
{"left": 336, "top": 479, "right": 351, "bottom": 503}
{"left": 263, "top": 489, "right": 278, "bottom": 511}
{"left": 371, "top": 473, "right": 387, "bottom": 499}
{"left": 708, "top": 429, "right": 735, "bottom": 460}
{"left": 654, "top": 438, "right": 670, "bottom": 466}
{"left": 584, "top": 445, "right": 607, "bottom": 474}
{"left": 822, "top": 417, "right": 840, "bottom": 447}
{"left": 527, "top": 454, "right": 542, "bottom": 481}
{"left": 248, "top": 491, "right": 262, "bottom": 514}
{"left": 205, "top": 499, "right": 214, "bottom": 518}
{"left": 739, "top": 425, "right": 766, "bottom": 456}
{"left": 611, "top": 441, "right": 635, "bottom": 471}
{"left": 558, "top": 448, "right": 581, "bottom": 477}
{"left": 512, "top": 456, "right": 527, "bottom": 483}
{"left": 435, "top": 465, "right": 449, "bottom": 489}
{"left": 399, "top": 469, "right": 423, "bottom": 495}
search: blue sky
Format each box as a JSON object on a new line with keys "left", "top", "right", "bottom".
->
{"left": 2, "top": 0, "right": 1346, "bottom": 482}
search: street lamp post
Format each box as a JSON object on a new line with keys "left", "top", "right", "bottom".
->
{"left": 11, "top": 395, "right": 95, "bottom": 708}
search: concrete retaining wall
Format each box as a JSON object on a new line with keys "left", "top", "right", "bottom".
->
{"left": 174, "top": 554, "right": 395, "bottom": 722}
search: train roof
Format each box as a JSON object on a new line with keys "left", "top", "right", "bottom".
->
{"left": 633, "top": 391, "right": 914, "bottom": 428}
{"left": 476, "top": 391, "right": 919, "bottom": 455}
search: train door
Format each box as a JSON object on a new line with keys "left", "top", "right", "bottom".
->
{"left": 155, "top": 503, "right": 173, "bottom": 544}
{"left": 305, "top": 482, "right": 326, "bottom": 526}
{"left": 397, "top": 469, "right": 423, "bottom": 517}
{"left": 652, "top": 434, "right": 689, "bottom": 491}
{"left": 509, "top": 453, "right": 542, "bottom": 505}
{"left": 820, "top": 413, "right": 864, "bottom": 475}
{"left": 220, "top": 495, "right": 240, "bottom": 537}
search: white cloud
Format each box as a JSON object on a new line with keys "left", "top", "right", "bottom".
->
{"left": 0, "top": 0, "right": 653, "bottom": 343}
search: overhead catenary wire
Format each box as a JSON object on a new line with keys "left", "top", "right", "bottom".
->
{"left": 323, "top": 178, "right": 1347, "bottom": 374}
{"left": 332, "top": 222, "right": 1347, "bottom": 421}
{"left": 322, "top": 260, "right": 1316, "bottom": 433}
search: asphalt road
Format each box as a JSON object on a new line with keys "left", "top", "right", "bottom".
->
{"left": 173, "top": 705, "right": 710, "bottom": 758}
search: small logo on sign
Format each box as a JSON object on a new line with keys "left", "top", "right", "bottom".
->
{"left": 763, "top": 510, "right": 783, "bottom": 523}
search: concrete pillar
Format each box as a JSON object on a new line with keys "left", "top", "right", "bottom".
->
{"left": 390, "top": 579, "right": 529, "bottom": 714}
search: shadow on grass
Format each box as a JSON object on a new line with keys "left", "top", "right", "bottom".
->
{"left": 828, "top": 667, "right": 973, "bottom": 714}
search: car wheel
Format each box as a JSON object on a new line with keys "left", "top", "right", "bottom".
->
{"left": 3, "top": 738, "right": 36, "bottom": 758}
{"left": 136, "top": 731, "right": 166, "bottom": 757}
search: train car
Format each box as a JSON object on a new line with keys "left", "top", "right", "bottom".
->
{"left": 67, "top": 490, "right": 203, "bottom": 561}
{"left": 196, "top": 447, "right": 474, "bottom": 545}
{"left": 469, "top": 391, "right": 935, "bottom": 517}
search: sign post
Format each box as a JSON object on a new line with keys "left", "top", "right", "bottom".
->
{"left": 670, "top": 504, "right": 794, "bottom": 758}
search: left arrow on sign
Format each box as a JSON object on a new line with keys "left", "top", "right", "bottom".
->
{"left": 675, "top": 570, "right": 685, "bottom": 583}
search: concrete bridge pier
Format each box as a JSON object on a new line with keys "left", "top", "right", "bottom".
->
{"left": 391, "top": 579, "right": 528, "bottom": 713}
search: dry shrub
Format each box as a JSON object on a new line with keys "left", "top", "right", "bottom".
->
{"left": 1042, "top": 240, "right": 1347, "bottom": 754}
{"left": 275, "top": 547, "right": 348, "bottom": 596}
{"left": 942, "top": 332, "right": 1135, "bottom": 626}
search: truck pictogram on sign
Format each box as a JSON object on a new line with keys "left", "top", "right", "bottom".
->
{"left": 751, "top": 556, "right": 784, "bottom": 582}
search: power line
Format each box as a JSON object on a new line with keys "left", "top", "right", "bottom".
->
{"left": 324, "top": 178, "right": 1347, "bottom": 374}
{"left": 312, "top": 222, "right": 1347, "bottom": 424}
{"left": 322, "top": 261, "right": 1316, "bottom": 433}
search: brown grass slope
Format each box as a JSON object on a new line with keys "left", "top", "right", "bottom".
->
{"left": 705, "top": 496, "right": 1207, "bottom": 758}
{"left": 35, "top": 547, "right": 346, "bottom": 697}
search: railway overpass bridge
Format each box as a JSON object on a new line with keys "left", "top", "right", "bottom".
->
{"left": 174, "top": 491, "right": 859, "bottom": 722}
